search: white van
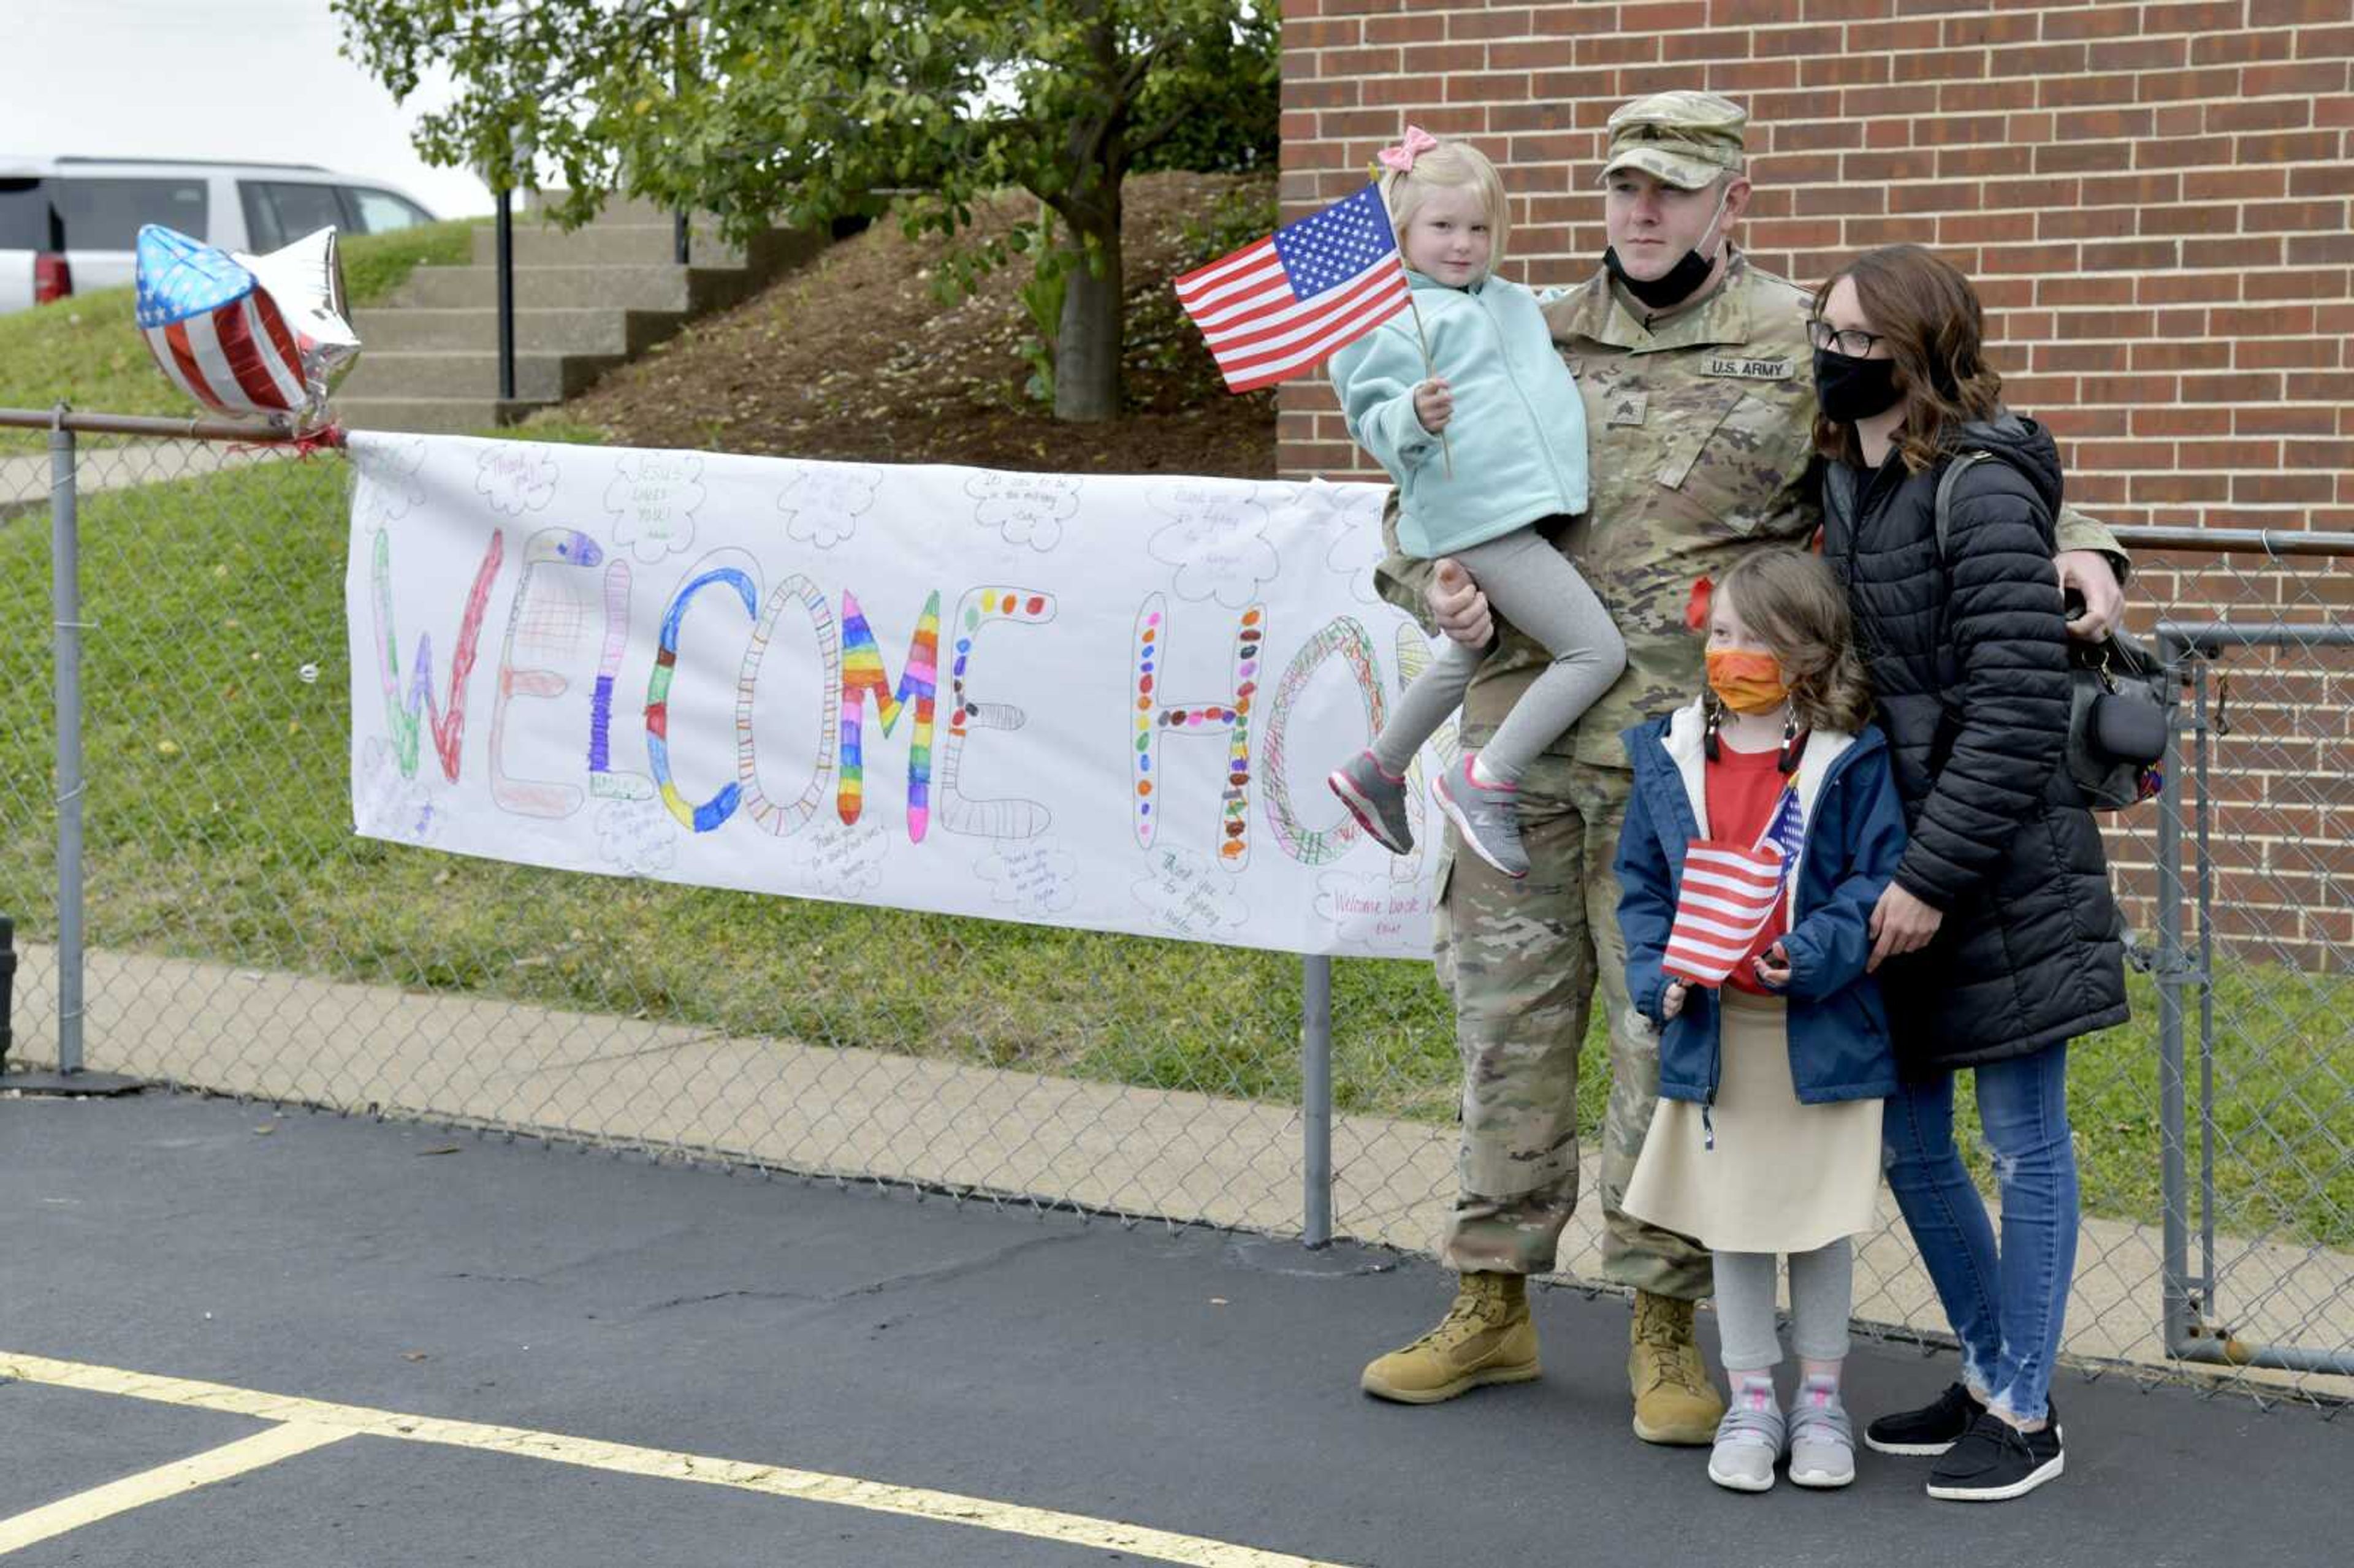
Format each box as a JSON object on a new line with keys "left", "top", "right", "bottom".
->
{"left": 0, "top": 157, "right": 440, "bottom": 314}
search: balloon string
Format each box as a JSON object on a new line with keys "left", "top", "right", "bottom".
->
{"left": 225, "top": 419, "right": 346, "bottom": 460}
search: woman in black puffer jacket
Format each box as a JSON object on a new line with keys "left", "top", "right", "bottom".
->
{"left": 1808, "top": 245, "right": 2126, "bottom": 1504}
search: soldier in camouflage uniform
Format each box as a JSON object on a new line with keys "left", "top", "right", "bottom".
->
{"left": 1358, "top": 91, "right": 2128, "bottom": 1443}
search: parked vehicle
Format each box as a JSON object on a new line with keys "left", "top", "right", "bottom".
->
{"left": 0, "top": 157, "right": 440, "bottom": 314}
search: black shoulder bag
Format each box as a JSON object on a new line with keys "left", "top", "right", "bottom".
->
{"left": 1935, "top": 452, "right": 2173, "bottom": 809}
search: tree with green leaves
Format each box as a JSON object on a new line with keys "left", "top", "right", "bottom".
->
{"left": 333, "top": 1, "right": 1276, "bottom": 422}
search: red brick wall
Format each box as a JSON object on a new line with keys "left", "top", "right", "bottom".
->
{"left": 1278, "top": 1, "right": 2354, "bottom": 965}
{"left": 1277, "top": 0, "right": 2354, "bottom": 531}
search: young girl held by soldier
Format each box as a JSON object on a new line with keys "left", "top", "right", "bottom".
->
{"left": 1324, "top": 129, "right": 1623, "bottom": 880}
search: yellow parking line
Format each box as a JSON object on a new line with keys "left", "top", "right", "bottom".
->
{"left": 1, "top": 1351, "right": 1352, "bottom": 1567}
{"left": 0, "top": 1421, "right": 351, "bottom": 1557}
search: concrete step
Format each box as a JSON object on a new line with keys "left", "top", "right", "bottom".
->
{"left": 334, "top": 396, "right": 558, "bottom": 436}
{"left": 392, "top": 263, "right": 766, "bottom": 313}
{"left": 470, "top": 223, "right": 748, "bottom": 268}
{"left": 352, "top": 306, "right": 689, "bottom": 356}
{"left": 339, "top": 350, "right": 628, "bottom": 402}
{"left": 523, "top": 190, "right": 711, "bottom": 225}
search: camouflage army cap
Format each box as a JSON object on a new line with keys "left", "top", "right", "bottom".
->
{"left": 1601, "top": 91, "right": 1748, "bottom": 189}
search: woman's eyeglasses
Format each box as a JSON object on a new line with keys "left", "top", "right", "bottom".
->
{"left": 1805, "top": 319, "right": 1889, "bottom": 357}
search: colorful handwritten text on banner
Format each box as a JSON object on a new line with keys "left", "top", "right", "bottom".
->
{"left": 346, "top": 434, "right": 1458, "bottom": 958}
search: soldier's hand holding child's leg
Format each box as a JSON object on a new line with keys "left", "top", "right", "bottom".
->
{"left": 1427, "top": 557, "right": 1493, "bottom": 647}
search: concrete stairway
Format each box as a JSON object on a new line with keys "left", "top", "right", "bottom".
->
{"left": 337, "top": 195, "right": 825, "bottom": 435}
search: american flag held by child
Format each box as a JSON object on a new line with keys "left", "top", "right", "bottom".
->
{"left": 1171, "top": 183, "right": 1412, "bottom": 394}
{"left": 1663, "top": 784, "right": 1807, "bottom": 986}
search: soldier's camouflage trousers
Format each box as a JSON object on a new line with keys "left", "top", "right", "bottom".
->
{"left": 1431, "top": 753, "right": 1713, "bottom": 1301}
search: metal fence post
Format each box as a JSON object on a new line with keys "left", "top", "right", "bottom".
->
{"left": 49, "top": 410, "right": 83, "bottom": 1073}
{"left": 2154, "top": 632, "right": 2195, "bottom": 1357}
{"left": 1301, "top": 953, "right": 1333, "bottom": 1247}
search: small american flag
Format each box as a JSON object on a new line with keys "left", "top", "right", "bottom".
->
{"left": 1664, "top": 785, "right": 1806, "bottom": 986}
{"left": 1173, "top": 184, "right": 1412, "bottom": 394}
{"left": 135, "top": 226, "right": 308, "bottom": 419}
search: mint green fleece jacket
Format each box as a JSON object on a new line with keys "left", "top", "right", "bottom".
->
{"left": 1327, "top": 270, "right": 1590, "bottom": 560}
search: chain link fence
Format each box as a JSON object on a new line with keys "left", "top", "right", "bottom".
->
{"left": 2, "top": 414, "right": 2345, "bottom": 1414}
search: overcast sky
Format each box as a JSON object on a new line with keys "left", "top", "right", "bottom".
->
{"left": 0, "top": 0, "right": 494, "bottom": 218}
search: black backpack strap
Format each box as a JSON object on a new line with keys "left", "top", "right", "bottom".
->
{"left": 1817, "top": 454, "right": 1854, "bottom": 553}
{"left": 1930, "top": 449, "right": 1996, "bottom": 567}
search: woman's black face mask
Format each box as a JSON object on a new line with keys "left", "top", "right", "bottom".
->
{"left": 1813, "top": 347, "right": 1903, "bottom": 424}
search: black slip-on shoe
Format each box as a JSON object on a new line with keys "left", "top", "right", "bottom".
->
{"left": 1924, "top": 1410, "right": 2065, "bottom": 1502}
{"left": 1864, "top": 1381, "right": 1986, "bottom": 1456}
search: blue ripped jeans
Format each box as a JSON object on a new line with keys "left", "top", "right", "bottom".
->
{"left": 1882, "top": 1043, "right": 2078, "bottom": 1425}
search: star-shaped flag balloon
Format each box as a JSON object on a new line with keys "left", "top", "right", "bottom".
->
{"left": 135, "top": 224, "right": 359, "bottom": 430}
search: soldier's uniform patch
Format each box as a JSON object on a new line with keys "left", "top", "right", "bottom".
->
{"left": 1702, "top": 355, "right": 1794, "bottom": 380}
{"left": 1606, "top": 390, "right": 1650, "bottom": 427}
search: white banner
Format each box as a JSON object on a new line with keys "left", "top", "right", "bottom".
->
{"left": 346, "top": 433, "right": 1454, "bottom": 958}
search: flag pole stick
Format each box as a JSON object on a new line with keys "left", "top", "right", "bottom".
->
{"left": 1403, "top": 289, "right": 1453, "bottom": 479}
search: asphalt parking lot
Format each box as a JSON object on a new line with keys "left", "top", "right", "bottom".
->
{"left": 4, "top": 1090, "right": 2344, "bottom": 1566}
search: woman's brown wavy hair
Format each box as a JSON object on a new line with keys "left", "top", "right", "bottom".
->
{"left": 1713, "top": 547, "right": 1875, "bottom": 737}
{"left": 1810, "top": 243, "right": 2004, "bottom": 474}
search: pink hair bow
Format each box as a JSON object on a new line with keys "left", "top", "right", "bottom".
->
{"left": 1378, "top": 125, "right": 1439, "bottom": 173}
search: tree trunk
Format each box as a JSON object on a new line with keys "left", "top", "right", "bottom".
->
{"left": 1053, "top": 187, "right": 1123, "bottom": 422}
{"left": 1053, "top": 6, "right": 1127, "bottom": 424}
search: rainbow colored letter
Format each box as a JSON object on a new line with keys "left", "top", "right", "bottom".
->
{"left": 837, "top": 589, "right": 941, "bottom": 842}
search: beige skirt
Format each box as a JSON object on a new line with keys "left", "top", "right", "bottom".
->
{"left": 1623, "top": 988, "right": 1883, "bottom": 1255}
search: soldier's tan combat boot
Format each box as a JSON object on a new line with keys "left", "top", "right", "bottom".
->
{"left": 1360, "top": 1271, "right": 1541, "bottom": 1404}
{"left": 1629, "top": 1290, "right": 1724, "bottom": 1444}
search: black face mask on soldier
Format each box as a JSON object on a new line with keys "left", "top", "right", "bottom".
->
{"left": 1603, "top": 183, "right": 1731, "bottom": 310}
{"left": 1812, "top": 346, "right": 1904, "bottom": 424}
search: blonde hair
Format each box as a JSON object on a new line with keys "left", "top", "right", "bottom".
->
{"left": 1377, "top": 139, "right": 1511, "bottom": 270}
{"left": 1712, "top": 549, "right": 1875, "bottom": 737}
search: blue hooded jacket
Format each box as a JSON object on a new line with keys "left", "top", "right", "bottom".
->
{"left": 1615, "top": 701, "right": 1909, "bottom": 1107}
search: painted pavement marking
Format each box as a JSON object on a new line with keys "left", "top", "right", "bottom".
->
{"left": 0, "top": 1421, "right": 352, "bottom": 1557}
{"left": 1, "top": 1351, "right": 1352, "bottom": 1567}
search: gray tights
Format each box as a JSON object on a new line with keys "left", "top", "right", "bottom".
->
{"left": 1712, "top": 1239, "right": 1855, "bottom": 1373}
{"left": 1369, "top": 526, "right": 1626, "bottom": 784}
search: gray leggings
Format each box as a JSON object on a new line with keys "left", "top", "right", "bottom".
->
{"left": 1713, "top": 1240, "right": 1856, "bottom": 1373}
{"left": 1369, "top": 525, "right": 1626, "bottom": 784}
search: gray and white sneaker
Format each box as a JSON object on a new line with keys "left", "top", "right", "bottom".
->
{"left": 1328, "top": 749, "right": 1414, "bottom": 854}
{"left": 1434, "top": 755, "right": 1528, "bottom": 878}
{"left": 1707, "top": 1385, "right": 1786, "bottom": 1494}
{"left": 1787, "top": 1378, "right": 1858, "bottom": 1489}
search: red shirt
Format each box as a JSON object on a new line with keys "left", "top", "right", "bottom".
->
{"left": 1704, "top": 741, "right": 1792, "bottom": 995}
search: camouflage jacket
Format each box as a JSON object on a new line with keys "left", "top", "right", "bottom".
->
{"left": 1374, "top": 250, "right": 2125, "bottom": 769}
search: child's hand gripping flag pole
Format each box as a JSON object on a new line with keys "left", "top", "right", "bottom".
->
{"left": 1400, "top": 291, "right": 1453, "bottom": 479}
{"left": 1171, "top": 183, "right": 1453, "bottom": 476}
{"left": 1663, "top": 782, "right": 1806, "bottom": 987}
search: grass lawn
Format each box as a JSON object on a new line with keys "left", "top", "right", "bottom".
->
{"left": 0, "top": 455, "right": 2345, "bottom": 1254}
{"left": 0, "top": 218, "right": 487, "bottom": 451}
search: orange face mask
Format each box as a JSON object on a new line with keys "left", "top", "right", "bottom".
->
{"left": 1705, "top": 648, "right": 1791, "bottom": 714}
